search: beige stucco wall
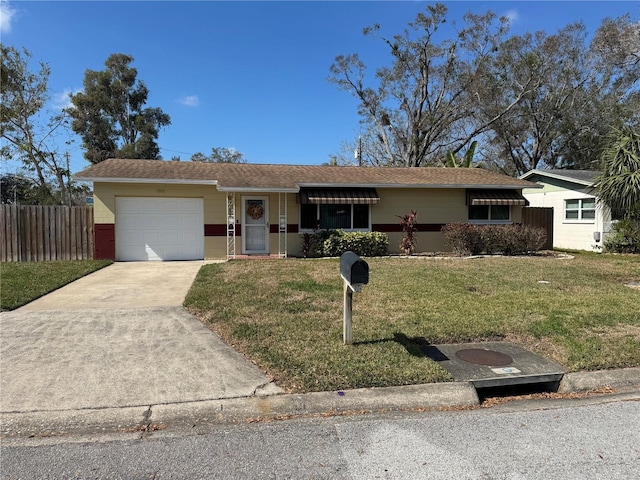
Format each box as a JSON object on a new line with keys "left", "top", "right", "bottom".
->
{"left": 94, "top": 184, "right": 526, "bottom": 259}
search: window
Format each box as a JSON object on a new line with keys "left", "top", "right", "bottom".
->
{"left": 468, "top": 205, "right": 510, "bottom": 222}
{"left": 300, "top": 204, "right": 370, "bottom": 230}
{"left": 565, "top": 198, "right": 595, "bottom": 221}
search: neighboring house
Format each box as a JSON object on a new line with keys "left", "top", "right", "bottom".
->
{"left": 520, "top": 169, "right": 611, "bottom": 252}
{"left": 75, "top": 159, "right": 537, "bottom": 261}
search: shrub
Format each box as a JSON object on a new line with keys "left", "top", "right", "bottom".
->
{"left": 311, "top": 230, "right": 389, "bottom": 257}
{"left": 442, "top": 223, "right": 546, "bottom": 256}
{"left": 496, "top": 224, "right": 546, "bottom": 255}
{"left": 398, "top": 210, "right": 418, "bottom": 255}
{"left": 300, "top": 221, "right": 320, "bottom": 258}
{"left": 441, "top": 223, "right": 484, "bottom": 256}
{"left": 604, "top": 220, "right": 640, "bottom": 254}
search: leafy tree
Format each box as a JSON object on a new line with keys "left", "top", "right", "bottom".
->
{"left": 560, "top": 14, "right": 640, "bottom": 170}
{"left": 0, "top": 45, "right": 71, "bottom": 204}
{"left": 480, "top": 16, "right": 640, "bottom": 175}
{"left": 191, "top": 147, "right": 247, "bottom": 163}
{"left": 1, "top": 174, "right": 36, "bottom": 204}
{"left": 594, "top": 127, "right": 640, "bottom": 221}
{"left": 67, "top": 53, "right": 171, "bottom": 164}
{"left": 329, "top": 4, "right": 532, "bottom": 167}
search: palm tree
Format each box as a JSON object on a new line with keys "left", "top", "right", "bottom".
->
{"left": 594, "top": 127, "right": 640, "bottom": 221}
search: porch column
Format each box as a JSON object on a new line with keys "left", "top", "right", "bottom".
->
{"left": 226, "top": 192, "right": 236, "bottom": 259}
{"left": 278, "top": 192, "right": 287, "bottom": 258}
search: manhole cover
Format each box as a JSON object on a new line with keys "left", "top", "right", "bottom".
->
{"left": 455, "top": 348, "right": 513, "bottom": 366}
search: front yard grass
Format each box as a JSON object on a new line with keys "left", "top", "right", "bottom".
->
{"left": 184, "top": 254, "right": 640, "bottom": 393}
{"left": 0, "top": 260, "right": 113, "bottom": 311}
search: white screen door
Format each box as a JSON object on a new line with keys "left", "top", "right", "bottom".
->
{"left": 243, "top": 197, "right": 269, "bottom": 254}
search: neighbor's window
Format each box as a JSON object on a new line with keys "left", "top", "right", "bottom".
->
{"left": 468, "top": 205, "right": 510, "bottom": 222}
{"left": 565, "top": 198, "right": 596, "bottom": 221}
{"left": 300, "top": 204, "right": 370, "bottom": 230}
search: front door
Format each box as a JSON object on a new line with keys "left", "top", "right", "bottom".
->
{"left": 242, "top": 197, "right": 269, "bottom": 254}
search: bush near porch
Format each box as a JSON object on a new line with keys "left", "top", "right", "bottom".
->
{"left": 185, "top": 254, "right": 640, "bottom": 393}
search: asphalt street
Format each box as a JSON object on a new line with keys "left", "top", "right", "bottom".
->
{"left": 1, "top": 394, "right": 639, "bottom": 479}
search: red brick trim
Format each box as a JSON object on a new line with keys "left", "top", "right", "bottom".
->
{"left": 372, "top": 223, "right": 446, "bottom": 233}
{"left": 205, "top": 224, "right": 299, "bottom": 236}
{"left": 204, "top": 224, "right": 235, "bottom": 236}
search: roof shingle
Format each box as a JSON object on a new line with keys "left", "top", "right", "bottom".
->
{"left": 75, "top": 158, "right": 537, "bottom": 190}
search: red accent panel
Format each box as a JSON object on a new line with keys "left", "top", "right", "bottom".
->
{"left": 94, "top": 223, "right": 115, "bottom": 260}
{"left": 372, "top": 223, "right": 446, "bottom": 233}
{"left": 204, "top": 224, "right": 240, "bottom": 236}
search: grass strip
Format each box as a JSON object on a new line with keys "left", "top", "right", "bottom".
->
{"left": 0, "top": 260, "right": 113, "bottom": 311}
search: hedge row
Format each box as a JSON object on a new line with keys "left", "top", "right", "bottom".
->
{"left": 305, "top": 230, "right": 389, "bottom": 257}
{"left": 441, "top": 223, "right": 547, "bottom": 256}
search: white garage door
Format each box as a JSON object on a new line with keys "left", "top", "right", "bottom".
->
{"left": 116, "top": 197, "right": 204, "bottom": 261}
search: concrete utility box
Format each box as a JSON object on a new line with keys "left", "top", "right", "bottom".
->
{"left": 340, "top": 251, "right": 369, "bottom": 290}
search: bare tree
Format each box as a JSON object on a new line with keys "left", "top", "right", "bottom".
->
{"left": 329, "top": 4, "right": 532, "bottom": 167}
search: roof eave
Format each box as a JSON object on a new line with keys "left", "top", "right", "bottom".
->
{"left": 298, "top": 183, "right": 537, "bottom": 189}
{"left": 216, "top": 186, "right": 300, "bottom": 193}
{"left": 73, "top": 176, "right": 218, "bottom": 185}
{"left": 519, "top": 170, "right": 594, "bottom": 186}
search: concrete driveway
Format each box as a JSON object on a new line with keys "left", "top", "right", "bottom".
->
{"left": 0, "top": 262, "right": 280, "bottom": 414}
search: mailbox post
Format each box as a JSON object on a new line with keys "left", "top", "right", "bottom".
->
{"left": 340, "top": 251, "right": 369, "bottom": 345}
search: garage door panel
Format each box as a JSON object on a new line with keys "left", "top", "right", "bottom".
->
{"left": 116, "top": 197, "right": 204, "bottom": 261}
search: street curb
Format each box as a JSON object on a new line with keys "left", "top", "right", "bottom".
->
{"left": 0, "top": 382, "right": 478, "bottom": 438}
{"left": 152, "top": 382, "right": 480, "bottom": 425}
{"left": 558, "top": 367, "right": 640, "bottom": 393}
{"left": 2, "top": 368, "right": 639, "bottom": 439}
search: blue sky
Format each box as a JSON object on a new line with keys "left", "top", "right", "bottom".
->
{"left": 1, "top": 1, "right": 639, "bottom": 175}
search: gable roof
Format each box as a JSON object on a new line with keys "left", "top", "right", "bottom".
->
{"left": 75, "top": 158, "right": 537, "bottom": 191}
{"left": 520, "top": 169, "right": 601, "bottom": 186}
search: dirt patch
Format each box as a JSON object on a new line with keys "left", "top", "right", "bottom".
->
{"left": 503, "top": 333, "right": 569, "bottom": 366}
{"left": 586, "top": 325, "right": 640, "bottom": 340}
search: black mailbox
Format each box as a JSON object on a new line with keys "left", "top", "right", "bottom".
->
{"left": 340, "top": 251, "right": 369, "bottom": 287}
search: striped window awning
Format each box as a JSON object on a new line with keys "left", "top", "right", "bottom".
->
{"left": 299, "top": 188, "right": 380, "bottom": 205}
{"left": 466, "top": 190, "right": 529, "bottom": 206}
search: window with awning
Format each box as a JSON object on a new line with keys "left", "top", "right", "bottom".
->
{"left": 298, "top": 188, "right": 377, "bottom": 230}
{"left": 298, "top": 188, "right": 380, "bottom": 205}
{"left": 466, "top": 190, "right": 529, "bottom": 206}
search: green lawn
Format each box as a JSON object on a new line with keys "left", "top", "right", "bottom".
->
{"left": 185, "top": 253, "right": 640, "bottom": 393}
{"left": 0, "top": 260, "right": 113, "bottom": 311}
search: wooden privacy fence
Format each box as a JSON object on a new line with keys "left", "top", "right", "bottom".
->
{"left": 522, "top": 206, "right": 554, "bottom": 250}
{"left": 0, "top": 205, "right": 94, "bottom": 262}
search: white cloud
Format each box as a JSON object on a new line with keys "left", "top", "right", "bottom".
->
{"left": 0, "top": 0, "right": 17, "bottom": 33}
{"left": 502, "top": 9, "right": 519, "bottom": 26}
{"left": 51, "top": 88, "right": 79, "bottom": 110}
{"left": 177, "top": 95, "right": 200, "bottom": 107}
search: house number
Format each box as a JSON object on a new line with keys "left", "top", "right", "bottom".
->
{"left": 156, "top": 188, "right": 165, "bottom": 193}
